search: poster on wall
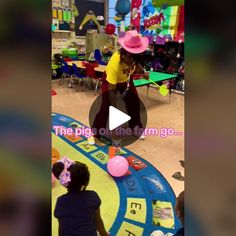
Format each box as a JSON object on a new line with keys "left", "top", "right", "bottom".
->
{"left": 140, "top": 0, "right": 165, "bottom": 36}
{"left": 75, "top": 0, "right": 104, "bottom": 36}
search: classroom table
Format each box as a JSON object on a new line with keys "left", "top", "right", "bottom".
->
{"left": 133, "top": 71, "right": 177, "bottom": 87}
{"left": 133, "top": 71, "right": 178, "bottom": 100}
{"left": 68, "top": 62, "right": 177, "bottom": 84}
{"left": 67, "top": 61, "right": 106, "bottom": 73}
{"left": 68, "top": 61, "right": 178, "bottom": 100}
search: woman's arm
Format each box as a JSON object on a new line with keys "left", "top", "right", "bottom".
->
{"left": 134, "top": 63, "right": 149, "bottom": 80}
{"left": 134, "top": 63, "right": 144, "bottom": 74}
{"left": 95, "top": 208, "right": 109, "bottom": 236}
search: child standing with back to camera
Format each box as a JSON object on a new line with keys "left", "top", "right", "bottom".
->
{"left": 52, "top": 157, "right": 109, "bottom": 236}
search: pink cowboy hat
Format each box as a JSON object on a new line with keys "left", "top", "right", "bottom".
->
{"left": 118, "top": 30, "right": 149, "bottom": 54}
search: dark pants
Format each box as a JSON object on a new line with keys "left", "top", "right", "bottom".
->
{"left": 92, "top": 79, "right": 143, "bottom": 139}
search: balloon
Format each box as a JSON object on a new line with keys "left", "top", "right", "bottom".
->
{"left": 115, "top": 0, "right": 131, "bottom": 16}
{"left": 107, "top": 156, "right": 129, "bottom": 177}
{"left": 105, "top": 24, "right": 116, "bottom": 35}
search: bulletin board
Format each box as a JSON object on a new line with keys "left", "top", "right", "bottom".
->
{"left": 75, "top": 0, "right": 105, "bottom": 36}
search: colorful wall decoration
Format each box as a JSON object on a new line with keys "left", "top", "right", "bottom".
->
{"left": 140, "top": 0, "right": 165, "bottom": 35}
{"left": 107, "top": 0, "right": 184, "bottom": 38}
{"left": 175, "top": 5, "right": 184, "bottom": 41}
{"left": 139, "top": 0, "right": 184, "bottom": 38}
{"left": 130, "top": 0, "right": 142, "bottom": 32}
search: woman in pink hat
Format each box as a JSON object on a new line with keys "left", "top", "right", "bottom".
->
{"left": 88, "top": 30, "right": 149, "bottom": 146}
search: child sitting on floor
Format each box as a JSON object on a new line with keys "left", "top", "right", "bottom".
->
{"left": 52, "top": 157, "right": 109, "bottom": 236}
{"left": 174, "top": 191, "right": 184, "bottom": 236}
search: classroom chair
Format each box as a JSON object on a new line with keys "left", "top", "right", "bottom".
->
{"left": 59, "top": 60, "right": 73, "bottom": 86}
{"left": 69, "top": 63, "right": 86, "bottom": 92}
{"left": 94, "top": 49, "right": 107, "bottom": 65}
{"left": 146, "top": 35, "right": 154, "bottom": 44}
{"left": 85, "top": 63, "right": 102, "bottom": 92}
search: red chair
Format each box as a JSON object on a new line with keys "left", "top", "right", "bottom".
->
{"left": 85, "top": 63, "right": 101, "bottom": 91}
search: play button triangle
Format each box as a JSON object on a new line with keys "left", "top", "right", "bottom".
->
{"left": 109, "top": 106, "right": 131, "bottom": 131}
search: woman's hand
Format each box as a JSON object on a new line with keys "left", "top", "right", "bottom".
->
{"left": 143, "top": 71, "right": 149, "bottom": 80}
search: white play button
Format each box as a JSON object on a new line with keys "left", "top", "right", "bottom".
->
{"left": 109, "top": 106, "right": 131, "bottom": 131}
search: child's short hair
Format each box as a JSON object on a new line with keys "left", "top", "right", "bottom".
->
{"left": 176, "top": 191, "right": 184, "bottom": 223}
{"left": 52, "top": 161, "right": 90, "bottom": 192}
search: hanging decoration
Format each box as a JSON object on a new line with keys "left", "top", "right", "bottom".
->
{"left": 105, "top": 24, "right": 116, "bottom": 35}
{"left": 71, "top": 4, "right": 79, "bottom": 17}
{"left": 114, "top": 0, "right": 131, "bottom": 21}
{"left": 130, "top": 0, "right": 142, "bottom": 32}
{"left": 79, "top": 10, "right": 100, "bottom": 31}
{"left": 114, "top": 0, "right": 131, "bottom": 31}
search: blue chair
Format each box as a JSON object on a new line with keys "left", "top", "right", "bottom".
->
{"left": 94, "top": 49, "right": 107, "bottom": 65}
{"left": 70, "top": 63, "right": 86, "bottom": 91}
{"left": 59, "top": 60, "right": 73, "bottom": 86}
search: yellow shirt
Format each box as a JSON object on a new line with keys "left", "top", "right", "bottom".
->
{"left": 105, "top": 51, "right": 136, "bottom": 85}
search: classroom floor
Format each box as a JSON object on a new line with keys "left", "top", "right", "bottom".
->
{"left": 52, "top": 79, "right": 184, "bottom": 196}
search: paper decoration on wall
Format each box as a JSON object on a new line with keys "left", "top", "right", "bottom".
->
{"left": 141, "top": 0, "right": 165, "bottom": 35}
{"left": 52, "top": 7, "right": 58, "bottom": 18}
{"left": 67, "top": 9, "right": 72, "bottom": 21}
{"left": 52, "top": 18, "right": 59, "bottom": 30}
{"left": 61, "top": 0, "right": 70, "bottom": 7}
{"left": 72, "top": 4, "right": 79, "bottom": 17}
{"left": 58, "top": 8, "right": 63, "bottom": 21}
{"left": 63, "top": 9, "right": 68, "bottom": 21}
{"left": 79, "top": 10, "right": 100, "bottom": 31}
{"left": 52, "top": 0, "right": 61, "bottom": 7}
{"left": 62, "top": 8, "right": 72, "bottom": 22}
{"left": 130, "top": 0, "right": 142, "bottom": 32}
